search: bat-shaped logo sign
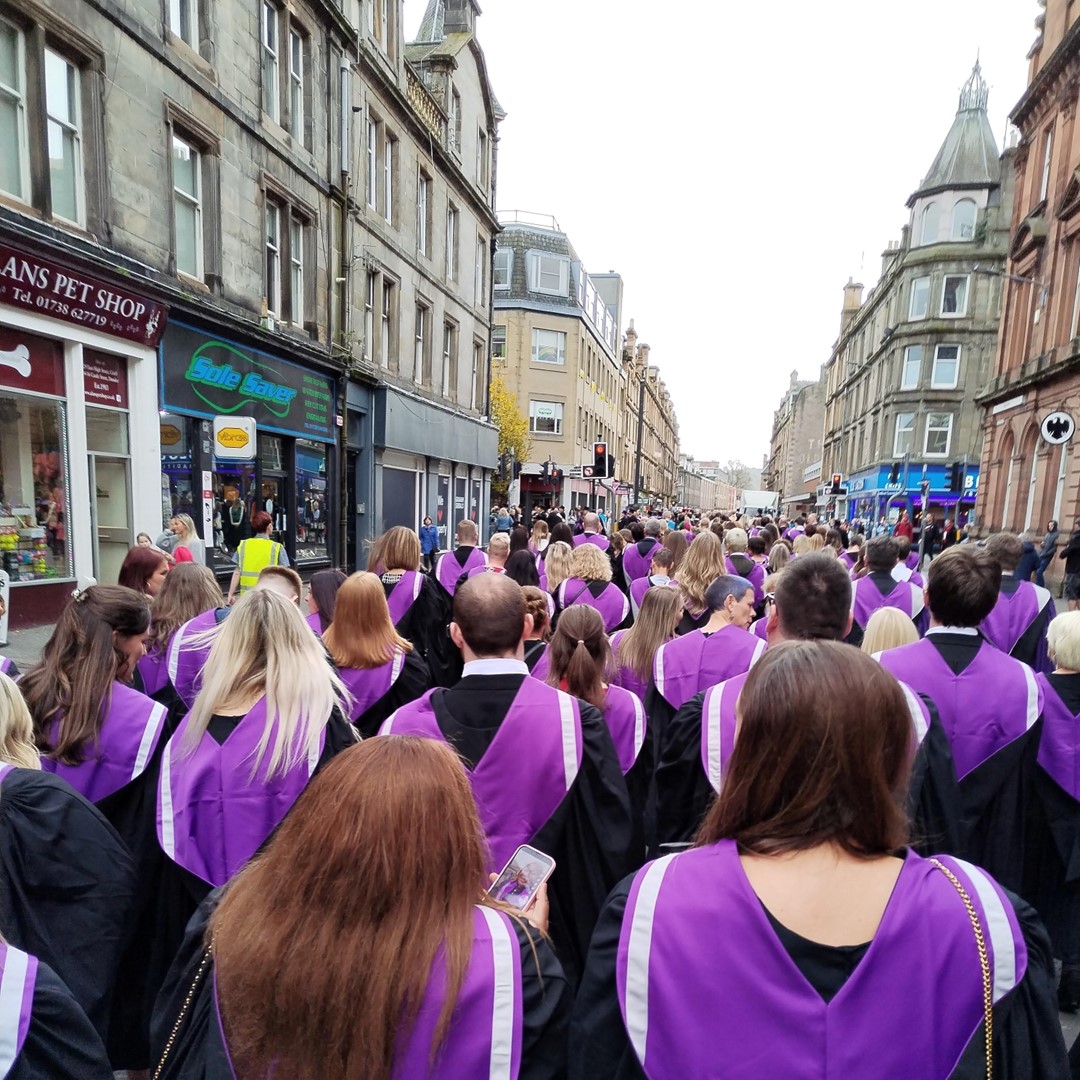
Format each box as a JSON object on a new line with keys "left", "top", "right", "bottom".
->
{"left": 1041, "top": 412, "right": 1075, "bottom": 445}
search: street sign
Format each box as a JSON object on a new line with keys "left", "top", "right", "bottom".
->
{"left": 1041, "top": 411, "right": 1075, "bottom": 445}
{"left": 582, "top": 465, "right": 596, "bottom": 479}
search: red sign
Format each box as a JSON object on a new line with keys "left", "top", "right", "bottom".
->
{"left": 0, "top": 242, "right": 166, "bottom": 346}
{"left": 0, "top": 326, "right": 64, "bottom": 396}
{"left": 83, "top": 350, "right": 128, "bottom": 408}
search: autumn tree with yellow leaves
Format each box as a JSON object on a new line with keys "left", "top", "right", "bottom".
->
{"left": 489, "top": 374, "right": 530, "bottom": 498}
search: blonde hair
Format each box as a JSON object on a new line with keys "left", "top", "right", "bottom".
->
{"left": 530, "top": 521, "right": 549, "bottom": 548}
{"left": 808, "top": 533, "right": 825, "bottom": 552}
{"left": 183, "top": 590, "right": 347, "bottom": 779}
{"left": 617, "top": 587, "right": 682, "bottom": 684}
{"left": 861, "top": 607, "right": 919, "bottom": 655}
{"left": 488, "top": 534, "right": 510, "bottom": 558}
{"left": 0, "top": 674, "right": 39, "bottom": 769}
{"left": 677, "top": 530, "right": 726, "bottom": 617}
{"left": 174, "top": 513, "right": 199, "bottom": 543}
{"left": 369, "top": 526, "right": 421, "bottom": 574}
{"left": 1048, "top": 611, "right": 1080, "bottom": 672}
{"left": 768, "top": 544, "right": 790, "bottom": 573}
{"left": 569, "top": 542, "right": 612, "bottom": 584}
{"left": 323, "top": 572, "right": 412, "bottom": 670}
{"left": 544, "top": 541, "right": 573, "bottom": 593}
{"left": 792, "top": 535, "right": 813, "bottom": 556}
{"left": 725, "top": 528, "right": 749, "bottom": 554}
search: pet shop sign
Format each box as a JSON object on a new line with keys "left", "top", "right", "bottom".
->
{"left": 0, "top": 242, "right": 165, "bottom": 346}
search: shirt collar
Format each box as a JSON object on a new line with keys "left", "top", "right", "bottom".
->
{"left": 925, "top": 625, "right": 979, "bottom": 637}
{"left": 462, "top": 658, "right": 529, "bottom": 677}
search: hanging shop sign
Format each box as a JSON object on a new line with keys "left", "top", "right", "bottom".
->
{"left": 1041, "top": 411, "right": 1075, "bottom": 446}
{"left": 161, "top": 321, "right": 335, "bottom": 443}
{"left": 0, "top": 242, "right": 165, "bottom": 346}
{"left": 213, "top": 415, "right": 257, "bottom": 460}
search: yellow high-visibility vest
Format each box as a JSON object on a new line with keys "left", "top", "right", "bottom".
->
{"left": 236, "top": 536, "right": 283, "bottom": 591}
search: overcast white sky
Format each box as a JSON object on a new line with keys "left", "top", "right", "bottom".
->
{"left": 405, "top": 0, "right": 1039, "bottom": 467}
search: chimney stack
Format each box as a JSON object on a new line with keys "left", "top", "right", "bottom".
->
{"left": 840, "top": 278, "right": 864, "bottom": 335}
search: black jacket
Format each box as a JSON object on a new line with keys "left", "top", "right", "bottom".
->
{"left": 1060, "top": 531, "right": 1080, "bottom": 575}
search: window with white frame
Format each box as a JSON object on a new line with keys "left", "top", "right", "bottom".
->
{"left": 365, "top": 119, "right": 377, "bottom": 207}
{"left": 417, "top": 170, "right": 430, "bottom": 255}
{"left": 1040, "top": 127, "right": 1054, "bottom": 203}
{"left": 261, "top": 1, "right": 279, "bottom": 122}
{"left": 476, "top": 128, "right": 489, "bottom": 191}
{"left": 441, "top": 321, "right": 457, "bottom": 398}
{"left": 952, "top": 199, "right": 976, "bottom": 241}
{"left": 920, "top": 202, "right": 939, "bottom": 246}
{"left": 471, "top": 339, "right": 482, "bottom": 409}
{"left": 289, "top": 215, "right": 304, "bottom": 326}
{"left": 893, "top": 412, "right": 915, "bottom": 457}
{"left": 446, "top": 206, "right": 458, "bottom": 279}
{"left": 909, "top": 276, "right": 930, "bottom": 320}
{"left": 449, "top": 86, "right": 461, "bottom": 152}
{"left": 172, "top": 135, "right": 202, "bottom": 278}
{"left": 491, "top": 324, "right": 506, "bottom": 359}
{"left": 527, "top": 252, "right": 570, "bottom": 296}
{"left": 168, "top": 0, "right": 199, "bottom": 47}
{"left": 529, "top": 400, "right": 563, "bottom": 435}
{"left": 363, "top": 272, "right": 375, "bottom": 362}
{"left": 931, "top": 344, "right": 960, "bottom": 389}
{"left": 924, "top": 412, "right": 952, "bottom": 456}
{"left": 44, "top": 48, "right": 83, "bottom": 224}
{"left": 475, "top": 235, "right": 486, "bottom": 305}
{"left": 414, "top": 303, "right": 429, "bottom": 384}
{"left": 380, "top": 280, "right": 393, "bottom": 368}
{"left": 265, "top": 201, "right": 281, "bottom": 319}
{"left": 494, "top": 247, "right": 512, "bottom": 289}
{"left": 941, "top": 275, "right": 969, "bottom": 317}
{"left": 288, "top": 27, "right": 304, "bottom": 143}
{"left": 382, "top": 130, "right": 395, "bottom": 223}
{"left": 0, "top": 20, "right": 28, "bottom": 202}
{"left": 900, "top": 345, "right": 922, "bottom": 390}
{"left": 531, "top": 327, "right": 566, "bottom": 365}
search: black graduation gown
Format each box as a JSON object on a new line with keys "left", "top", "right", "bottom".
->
{"left": 1024, "top": 673, "right": 1080, "bottom": 964}
{"left": 524, "top": 639, "right": 548, "bottom": 672}
{"left": 427, "top": 673, "right": 635, "bottom": 988}
{"left": 568, "top": 872, "right": 1069, "bottom": 1080}
{"left": 0, "top": 769, "right": 136, "bottom": 1046}
{"left": 385, "top": 573, "right": 460, "bottom": 687}
{"left": 352, "top": 651, "right": 432, "bottom": 739}
{"left": 919, "top": 634, "right": 1041, "bottom": 894}
{"left": 150, "top": 889, "right": 572, "bottom": 1080}
{"left": 12, "top": 960, "right": 114, "bottom": 1080}
{"left": 132, "top": 653, "right": 190, "bottom": 734}
{"left": 998, "top": 577, "right": 1054, "bottom": 670}
{"left": 675, "top": 607, "right": 710, "bottom": 636}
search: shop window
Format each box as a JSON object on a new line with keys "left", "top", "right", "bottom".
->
{"left": 160, "top": 412, "right": 196, "bottom": 526}
{"left": 86, "top": 406, "right": 128, "bottom": 453}
{"left": 212, "top": 462, "right": 255, "bottom": 568}
{"left": 382, "top": 466, "right": 417, "bottom": 532}
{"left": 295, "top": 439, "right": 327, "bottom": 561}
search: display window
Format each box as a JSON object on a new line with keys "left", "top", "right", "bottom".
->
{"left": 296, "top": 440, "right": 328, "bottom": 562}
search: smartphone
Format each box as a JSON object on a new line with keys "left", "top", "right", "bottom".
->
{"left": 488, "top": 844, "right": 556, "bottom": 911}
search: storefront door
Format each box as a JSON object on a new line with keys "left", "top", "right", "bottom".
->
{"left": 89, "top": 454, "right": 132, "bottom": 585}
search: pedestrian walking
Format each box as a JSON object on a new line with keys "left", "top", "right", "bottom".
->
{"left": 1060, "top": 520, "right": 1080, "bottom": 611}
{"left": 1038, "top": 519, "right": 1061, "bottom": 587}
{"left": 227, "top": 510, "right": 287, "bottom": 604}
{"left": 419, "top": 515, "right": 439, "bottom": 572}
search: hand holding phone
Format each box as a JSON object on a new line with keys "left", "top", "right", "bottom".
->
{"left": 488, "top": 845, "right": 556, "bottom": 917}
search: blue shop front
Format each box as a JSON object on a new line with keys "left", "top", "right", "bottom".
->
{"left": 843, "top": 462, "right": 980, "bottom": 528}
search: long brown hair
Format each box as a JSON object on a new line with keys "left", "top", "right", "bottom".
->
{"left": 662, "top": 530, "right": 688, "bottom": 575}
{"left": 23, "top": 586, "right": 151, "bottom": 765}
{"left": 546, "top": 605, "right": 611, "bottom": 708}
{"left": 146, "top": 563, "right": 222, "bottom": 657}
{"left": 212, "top": 738, "right": 505, "bottom": 1080}
{"left": 697, "top": 641, "right": 912, "bottom": 857}
{"left": 616, "top": 586, "right": 682, "bottom": 684}
{"left": 324, "top": 572, "right": 412, "bottom": 669}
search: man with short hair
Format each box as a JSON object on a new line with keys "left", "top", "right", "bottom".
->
{"left": 1036, "top": 519, "right": 1060, "bottom": 588}
{"left": 851, "top": 535, "right": 926, "bottom": 635}
{"left": 380, "top": 574, "right": 633, "bottom": 987}
{"left": 878, "top": 547, "right": 1043, "bottom": 892}
{"left": 629, "top": 548, "right": 677, "bottom": 617}
{"left": 572, "top": 512, "right": 610, "bottom": 553}
{"left": 724, "top": 528, "right": 765, "bottom": 606}
{"left": 434, "top": 519, "right": 487, "bottom": 598}
{"left": 980, "top": 532, "right": 1054, "bottom": 671}
{"left": 622, "top": 517, "right": 663, "bottom": 584}
{"left": 653, "top": 554, "right": 955, "bottom": 853}
{"left": 892, "top": 537, "right": 924, "bottom": 588}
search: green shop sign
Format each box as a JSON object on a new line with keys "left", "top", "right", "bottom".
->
{"left": 160, "top": 321, "right": 335, "bottom": 443}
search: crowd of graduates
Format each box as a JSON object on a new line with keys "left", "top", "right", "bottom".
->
{"left": 0, "top": 504, "right": 1076, "bottom": 1076}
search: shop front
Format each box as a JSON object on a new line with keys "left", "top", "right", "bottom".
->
{"left": 372, "top": 386, "right": 497, "bottom": 547}
{"left": 0, "top": 239, "right": 165, "bottom": 628}
{"left": 160, "top": 321, "right": 338, "bottom": 580}
{"left": 845, "top": 463, "right": 980, "bottom": 528}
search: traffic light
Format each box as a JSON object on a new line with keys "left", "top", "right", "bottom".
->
{"left": 888, "top": 462, "right": 901, "bottom": 484}
{"left": 945, "top": 462, "right": 963, "bottom": 492}
{"left": 829, "top": 473, "right": 843, "bottom": 495}
{"left": 593, "top": 442, "right": 610, "bottom": 479}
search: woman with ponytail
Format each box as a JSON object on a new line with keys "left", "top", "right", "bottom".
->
{"left": 522, "top": 585, "right": 553, "bottom": 675}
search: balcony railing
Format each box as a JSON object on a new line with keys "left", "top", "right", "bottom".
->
{"left": 406, "top": 68, "right": 446, "bottom": 145}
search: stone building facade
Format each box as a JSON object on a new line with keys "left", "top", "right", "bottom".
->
{"left": 676, "top": 453, "right": 718, "bottom": 511}
{"left": 0, "top": 0, "right": 502, "bottom": 626}
{"left": 763, "top": 370, "right": 826, "bottom": 515}
{"left": 976, "top": 2, "right": 1080, "bottom": 548}
{"left": 821, "top": 64, "right": 1013, "bottom": 528}
{"left": 492, "top": 213, "right": 625, "bottom": 515}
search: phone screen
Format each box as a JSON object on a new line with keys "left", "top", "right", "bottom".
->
{"left": 488, "top": 844, "right": 556, "bottom": 911}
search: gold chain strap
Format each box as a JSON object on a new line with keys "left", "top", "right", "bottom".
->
{"left": 929, "top": 858, "right": 994, "bottom": 1080}
{"left": 152, "top": 943, "right": 213, "bottom": 1080}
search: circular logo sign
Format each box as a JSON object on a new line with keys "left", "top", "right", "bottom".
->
{"left": 1041, "top": 411, "right": 1075, "bottom": 445}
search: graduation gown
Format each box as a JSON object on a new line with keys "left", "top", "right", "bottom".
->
{"left": 981, "top": 579, "right": 1055, "bottom": 673}
{"left": 136, "top": 631, "right": 196, "bottom": 733}
{"left": 609, "top": 630, "right": 650, "bottom": 703}
{"left": 168, "top": 608, "right": 232, "bottom": 711}
{"left": 878, "top": 634, "right": 1042, "bottom": 893}
{"left": 380, "top": 673, "right": 635, "bottom": 987}
{"left": 554, "top": 578, "right": 631, "bottom": 634}
{"left": 383, "top": 571, "right": 459, "bottom": 688}
{"left": 0, "top": 766, "right": 136, "bottom": 1047}
{"left": 674, "top": 605, "right": 711, "bottom": 637}
{"left": 150, "top": 890, "right": 571, "bottom": 1080}
{"left": 622, "top": 539, "right": 660, "bottom": 586}
{"left": 0, "top": 656, "right": 19, "bottom": 678}
{"left": 628, "top": 575, "right": 677, "bottom": 619}
{"left": 569, "top": 844, "right": 1069, "bottom": 1080}
{"left": 0, "top": 946, "right": 114, "bottom": 1080}
{"left": 574, "top": 532, "right": 611, "bottom": 553}
{"left": 852, "top": 571, "right": 927, "bottom": 634}
{"left": 524, "top": 639, "right": 549, "bottom": 674}
{"left": 1024, "top": 673, "right": 1080, "bottom": 964}
{"left": 338, "top": 648, "right": 431, "bottom": 739}
{"left": 37, "top": 682, "right": 170, "bottom": 1067}
{"left": 434, "top": 545, "right": 487, "bottom": 597}
{"left": 725, "top": 553, "right": 766, "bottom": 606}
